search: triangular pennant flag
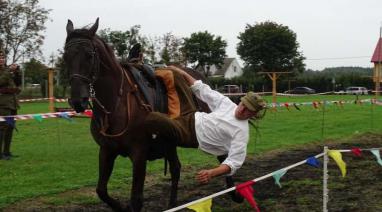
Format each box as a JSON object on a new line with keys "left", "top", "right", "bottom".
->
{"left": 236, "top": 181, "right": 260, "bottom": 212}
{"left": 4, "top": 117, "right": 16, "bottom": 128}
{"left": 83, "top": 110, "right": 93, "bottom": 117}
{"left": 328, "top": 150, "right": 347, "bottom": 177}
{"left": 272, "top": 169, "right": 287, "bottom": 188}
{"left": 351, "top": 148, "right": 362, "bottom": 157}
{"left": 306, "top": 156, "right": 320, "bottom": 168}
{"left": 312, "top": 102, "right": 319, "bottom": 109}
{"left": 293, "top": 103, "right": 301, "bottom": 111}
{"left": 59, "top": 112, "right": 73, "bottom": 122}
{"left": 32, "top": 114, "right": 43, "bottom": 122}
{"left": 370, "top": 149, "right": 382, "bottom": 166}
{"left": 187, "top": 198, "right": 212, "bottom": 212}
{"left": 284, "top": 103, "right": 290, "bottom": 111}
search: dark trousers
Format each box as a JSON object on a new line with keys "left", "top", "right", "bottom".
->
{"left": 0, "top": 109, "right": 16, "bottom": 156}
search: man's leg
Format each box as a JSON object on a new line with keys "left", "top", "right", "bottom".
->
{"left": 1, "top": 109, "right": 14, "bottom": 159}
{"left": 3, "top": 124, "right": 14, "bottom": 157}
{"left": 0, "top": 125, "right": 4, "bottom": 159}
{"left": 217, "top": 155, "right": 244, "bottom": 203}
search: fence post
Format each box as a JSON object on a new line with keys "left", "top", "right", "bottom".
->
{"left": 323, "top": 146, "right": 329, "bottom": 212}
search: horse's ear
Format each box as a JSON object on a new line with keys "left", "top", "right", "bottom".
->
{"left": 89, "top": 18, "right": 99, "bottom": 36}
{"left": 66, "top": 19, "right": 74, "bottom": 35}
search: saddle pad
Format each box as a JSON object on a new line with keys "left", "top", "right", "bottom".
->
{"left": 155, "top": 69, "right": 180, "bottom": 118}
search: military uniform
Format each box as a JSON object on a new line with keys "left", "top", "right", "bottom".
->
{"left": 0, "top": 65, "right": 21, "bottom": 160}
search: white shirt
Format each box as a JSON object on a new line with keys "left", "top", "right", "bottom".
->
{"left": 191, "top": 80, "right": 249, "bottom": 176}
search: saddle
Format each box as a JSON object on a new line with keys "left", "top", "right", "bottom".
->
{"left": 123, "top": 64, "right": 180, "bottom": 119}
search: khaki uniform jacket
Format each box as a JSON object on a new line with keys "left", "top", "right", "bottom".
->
{"left": 0, "top": 66, "right": 21, "bottom": 111}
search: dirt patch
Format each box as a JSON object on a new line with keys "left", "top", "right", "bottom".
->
{"left": 4, "top": 133, "right": 382, "bottom": 212}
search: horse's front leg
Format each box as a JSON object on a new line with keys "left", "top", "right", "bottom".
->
{"left": 96, "top": 147, "right": 124, "bottom": 211}
{"left": 167, "top": 146, "right": 181, "bottom": 208}
{"left": 130, "top": 151, "right": 147, "bottom": 212}
{"left": 217, "top": 155, "right": 244, "bottom": 203}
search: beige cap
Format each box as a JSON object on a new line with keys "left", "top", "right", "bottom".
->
{"left": 240, "top": 92, "right": 267, "bottom": 112}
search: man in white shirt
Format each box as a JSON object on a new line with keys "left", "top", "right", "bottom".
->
{"left": 170, "top": 66, "right": 266, "bottom": 183}
{"left": 143, "top": 66, "right": 266, "bottom": 184}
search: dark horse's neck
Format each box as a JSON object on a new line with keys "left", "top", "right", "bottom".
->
{"left": 91, "top": 37, "right": 125, "bottom": 115}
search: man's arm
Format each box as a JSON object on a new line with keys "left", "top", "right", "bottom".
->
{"left": 167, "top": 66, "right": 196, "bottom": 86}
{"left": 196, "top": 164, "right": 231, "bottom": 184}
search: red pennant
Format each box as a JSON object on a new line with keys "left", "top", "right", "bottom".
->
{"left": 284, "top": 103, "right": 290, "bottom": 111}
{"left": 83, "top": 110, "right": 93, "bottom": 117}
{"left": 236, "top": 181, "right": 260, "bottom": 212}
{"left": 351, "top": 148, "right": 362, "bottom": 157}
{"left": 312, "top": 102, "right": 319, "bottom": 109}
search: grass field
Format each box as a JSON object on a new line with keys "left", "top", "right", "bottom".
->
{"left": 0, "top": 95, "right": 381, "bottom": 208}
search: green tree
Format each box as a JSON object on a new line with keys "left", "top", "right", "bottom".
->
{"left": 237, "top": 21, "right": 305, "bottom": 74}
{"left": 182, "top": 31, "right": 227, "bottom": 76}
{"left": 54, "top": 50, "right": 69, "bottom": 97}
{"left": 0, "top": 0, "right": 50, "bottom": 63}
{"left": 159, "top": 32, "right": 184, "bottom": 64}
{"left": 23, "top": 58, "right": 48, "bottom": 96}
{"left": 98, "top": 25, "right": 147, "bottom": 61}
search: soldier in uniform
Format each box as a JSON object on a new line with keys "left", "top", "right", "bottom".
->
{"left": 0, "top": 50, "right": 21, "bottom": 160}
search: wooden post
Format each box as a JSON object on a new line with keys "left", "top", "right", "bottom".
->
{"left": 48, "top": 68, "right": 54, "bottom": 112}
{"left": 259, "top": 71, "right": 291, "bottom": 104}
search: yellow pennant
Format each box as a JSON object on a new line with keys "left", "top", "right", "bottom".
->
{"left": 328, "top": 150, "right": 347, "bottom": 177}
{"left": 187, "top": 198, "right": 212, "bottom": 212}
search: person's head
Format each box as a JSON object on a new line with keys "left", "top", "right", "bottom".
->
{"left": 0, "top": 50, "right": 5, "bottom": 68}
{"left": 235, "top": 92, "right": 267, "bottom": 120}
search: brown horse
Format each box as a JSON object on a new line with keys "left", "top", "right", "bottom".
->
{"left": 64, "top": 18, "right": 242, "bottom": 212}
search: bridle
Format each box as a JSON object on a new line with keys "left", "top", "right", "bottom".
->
{"left": 64, "top": 37, "right": 152, "bottom": 137}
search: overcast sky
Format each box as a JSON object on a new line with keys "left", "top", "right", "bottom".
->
{"left": 39, "top": 0, "right": 381, "bottom": 70}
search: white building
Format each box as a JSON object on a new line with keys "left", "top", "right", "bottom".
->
{"left": 196, "top": 58, "right": 243, "bottom": 79}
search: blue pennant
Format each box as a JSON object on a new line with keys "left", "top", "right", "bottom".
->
{"left": 59, "top": 112, "right": 72, "bottom": 122}
{"left": 4, "top": 117, "right": 15, "bottom": 128}
{"left": 306, "top": 156, "right": 320, "bottom": 168}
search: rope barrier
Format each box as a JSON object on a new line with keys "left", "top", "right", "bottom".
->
{"left": 164, "top": 147, "right": 382, "bottom": 212}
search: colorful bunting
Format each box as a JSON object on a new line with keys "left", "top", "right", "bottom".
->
{"left": 59, "top": 112, "right": 73, "bottom": 122}
{"left": 312, "top": 101, "right": 319, "bottom": 110}
{"left": 328, "top": 150, "right": 347, "bottom": 177}
{"left": 351, "top": 148, "right": 362, "bottom": 157}
{"left": 83, "top": 110, "right": 93, "bottom": 117}
{"left": 236, "top": 181, "right": 260, "bottom": 212}
{"left": 32, "top": 114, "right": 43, "bottom": 122}
{"left": 4, "top": 117, "right": 15, "bottom": 128}
{"left": 306, "top": 156, "right": 320, "bottom": 168}
{"left": 284, "top": 103, "right": 290, "bottom": 111}
{"left": 272, "top": 169, "right": 287, "bottom": 188}
{"left": 370, "top": 149, "right": 382, "bottom": 166}
{"left": 293, "top": 103, "right": 301, "bottom": 111}
{"left": 187, "top": 199, "right": 212, "bottom": 212}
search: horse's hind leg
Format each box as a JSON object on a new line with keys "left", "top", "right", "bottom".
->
{"left": 96, "top": 148, "right": 124, "bottom": 211}
{"left": 167, "top": 146, "right": 181, "bottom": 208}
{"left": 217, "top": 155, "right": 244, "bottom": 203}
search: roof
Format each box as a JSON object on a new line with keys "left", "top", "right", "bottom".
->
{"left": 371, "top": 38, "right": 382, "bottom": 63}
{"left": 214, "top": 58, "right": 235, "bottom": 76}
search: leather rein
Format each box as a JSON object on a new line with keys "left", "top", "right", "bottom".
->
{"left": 65, "top": 38, "right": 152, "bottom": 137}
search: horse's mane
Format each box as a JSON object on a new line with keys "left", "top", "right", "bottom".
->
{"left": 65, "top": 29, "right": 124, "bottom": 75}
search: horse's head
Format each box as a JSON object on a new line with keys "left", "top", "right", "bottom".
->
{"left": 64, "top": 18, "right": 100, "bottom": 112}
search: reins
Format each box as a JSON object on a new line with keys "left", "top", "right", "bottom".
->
{"left": 65, "top": 37, "right": 152, "bottom": 138}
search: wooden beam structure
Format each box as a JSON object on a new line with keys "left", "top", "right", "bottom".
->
{"left": 48, "top": 68, "right": 55, "bottom": 112}
{"left": 258, "top": 71, "right": 291, "bottom": 103}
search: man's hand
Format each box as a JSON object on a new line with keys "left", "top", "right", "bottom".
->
{"left": 167, "top": 65, "right": 196, "bottom": 86}
{"left": 196, "top": 169, "right": 213, "bottom": 184}
{"left": 196, "top": 164, "right": 231, "bottom": 184}
{"left": 9, "top": 64, "right": 19, "bottom": 72}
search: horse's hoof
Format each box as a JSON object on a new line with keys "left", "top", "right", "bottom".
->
{"left": 230, "top": 191, "right": 244, "bottom": 203}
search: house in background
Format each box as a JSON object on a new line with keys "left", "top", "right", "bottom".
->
{"left": 196, "top": 58, "right": 243, "bottom": 79}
